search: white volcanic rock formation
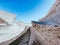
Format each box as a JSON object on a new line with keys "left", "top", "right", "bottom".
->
{"left": 0, "top": 10, "right": 16, "bottom": 25}
{"left": 0, "top": 10, "right": 30, "bottom": 45}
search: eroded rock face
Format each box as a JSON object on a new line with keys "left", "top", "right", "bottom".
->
{"left": 31, "top": 22, "right": 60, "bottom": 45}
{"left": 29, "top": 1, "right": 60, "bottom": 45}
{"left": 9, "top": 27, "right": 31, "bottom": 45}
{"left": 0, "top": 18, "right": 8, "bottom": 26}
{"left": 39, "top": 0, "right": 60, "bottom": 26}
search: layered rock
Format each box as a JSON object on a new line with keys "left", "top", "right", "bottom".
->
{"left": 30, "top": 0, "right": 60, "bottom": 44}
{"left": 9, "top": 27, "right": 31, "bottom": 45}
{"left": 0, "top": 10, "right": 30, "bottom": 45}
{"left": 30, "top": 21, "right": 60, "bottom": 45}
{"left": 0, "top": 10, "right": 16, "bottom": 25}
{"left": 39, "top": 0, "right": 60, "bottom": 26}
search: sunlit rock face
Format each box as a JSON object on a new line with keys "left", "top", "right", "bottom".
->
{"left": 31, "top": 22, "right": 60, "bottom": 45}
{"left": 0, "top": 10, "right": 16, "bottom": 30}
{"left": 0, "top": 18, "right": 7, "bottom": 26}
{"left": 10, "top": 27, "right": 31, "bottom": 45}
{"left": 0, "top": 10, "right": 16, "bottom": 25}
{"left": 0, "top": 10, "right": 30, "bottom": 45}
{"left": 29, "top": 0, "right": 60, "bottom": 45}
{"left": 39, "top": 0, "right": 60, "bottom": 26}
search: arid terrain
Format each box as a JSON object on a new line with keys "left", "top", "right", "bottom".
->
{"left": 0, "top": 0, "right": 60, "bottom": 45}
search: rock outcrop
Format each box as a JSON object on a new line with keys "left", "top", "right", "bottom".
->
{"left": 29, "top": 0, "right": 60, "bottom": 45}
{"left": 0, "top": 10, "right": 30, "bottom": 45}
{"left": 9, "top": 27, "right": 31, "bottom": 45}
{"left": 39, "top": 0, "right": 60, "bottom": 26}
{"left": 30, "top": 21, "right": 60, "bottom": 45}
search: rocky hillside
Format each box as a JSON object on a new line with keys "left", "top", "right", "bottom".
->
{"left": 31, "top": 22, "right": 60, "bottom": 45}
{"left": 39, "top": 0, "right": 60, "bottom": 26}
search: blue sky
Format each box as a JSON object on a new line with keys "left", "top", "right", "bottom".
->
{"left": 0, "top": 0, "right": 55, "bottom": 23}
